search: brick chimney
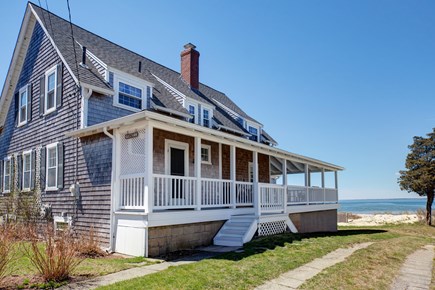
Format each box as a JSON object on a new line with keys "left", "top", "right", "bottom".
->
{"left": 181, "top": 43, "right": 200, "bottom": 90}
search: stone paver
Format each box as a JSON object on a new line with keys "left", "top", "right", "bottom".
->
{"left": 256, "top": 242, "right": 373, "bottom": 290}
{"left": 391, "top": 244, "right": 434, "bottom": 290}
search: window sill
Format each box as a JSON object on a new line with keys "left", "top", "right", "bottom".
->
{"left": 201, "top": 161, "right": 212, "bottom": 165}
{"left": 17, "top": 121, "right": 27, "bottom": 127}
{"left": 43, "top": 108, "right": 57, "bottom": 116}
{"left": 45, "top": 187, "right": 58, "bottom": 192}
{"left": 113, "top": 102, "right": 142, "bottom": 112}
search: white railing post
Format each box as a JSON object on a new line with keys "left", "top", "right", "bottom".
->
{"left": 305, "top": 164, "right": 309, "bottom": 205}
{"left": 253, "top": 151, "right": 260, "bottom": 217}
{"left": 282, "top": 158, "right": 287, "bottom": 213}
{"left": 195, "top": 137, "right": 202, "bottom": 210}
{"left": 230, "top": 145, "right": 236, "bottom": 209}
{"left": 145, "top": 124, "right": 154, "bottom": 214}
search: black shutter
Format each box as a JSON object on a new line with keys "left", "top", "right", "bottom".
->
{"left": 17, "top": 154, "right": 22, "bottom": 191}
{"left": 57, "top": 142, "right": 64, "bottom": 190}
{"left": 56, "top": 63, "right": 63, "bottom": 109}
{"left": 14, "top": 92, "right": 19, "bottom": 127}
{"left": 10, "top": 156, "right": 14, "bottom": 192}
{"left": 30, "top": 149, "right": 36, "bottom": 190}
{"left": 40, "top": 147, "right": 46, "bottom": 191}
{"left": 0, "top": 160, "right": 3, "bottom": 193}
{"left": 39, "top": 75, "right": 45, "bottom": 116}
{"left": 27, "top": 83, "right": 32, "bottom": 122}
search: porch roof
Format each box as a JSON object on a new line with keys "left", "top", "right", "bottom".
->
{"left": 65, "top": 110, "right": 344, "bottom": 172}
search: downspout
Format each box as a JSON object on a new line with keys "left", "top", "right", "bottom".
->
{"left": 103, "top": 126, "right": 115, "bottom": 253}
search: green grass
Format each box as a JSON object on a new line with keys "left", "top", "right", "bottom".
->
{"left": 99, "top": 228, "right": 402, "bottom": 290}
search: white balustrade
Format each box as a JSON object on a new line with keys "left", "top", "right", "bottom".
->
{"left": 235, "top": 181, "right": 254, "bottom": 206}
{"left": 259, "top": 183, "right": 285, "bottom": 213}
{"left": 309, "top": 187, "right": 326, "bottom": 203}
{"left": 119, "top": 175, "right": 146, "bottom": 209}
{"left": 153, "top": 174, "right": 197, "bottom": 209}
{"left": 287, "top": 185, "right": 308, "bottom": 205}
{"left": 201, "top": 178, "right": 232, "bottom": 207}
{"left": 324, "top": 188, "right": 338, "bottom": 203}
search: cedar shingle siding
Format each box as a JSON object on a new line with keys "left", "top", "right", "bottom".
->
{"left": 0, "top": 23, "right": 112, "bottom": 245}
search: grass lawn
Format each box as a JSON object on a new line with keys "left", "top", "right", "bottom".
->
{"left": 98, "top": 224, "right": 434, "bottom": 290}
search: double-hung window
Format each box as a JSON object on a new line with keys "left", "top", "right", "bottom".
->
{"left": 248, "top": 126, "right": 258, "bottom": 142}
{"left": 118, "top": 82, "right": 142, "bottom": 110}
{"left": 188, "top": 105, "right": 195, "bottom": 123}
{"left": 18, "top": 86, "right": 28, "bottom": 126}
{"left": 201, "top": 145, "right": 211, "bottom": 164}
{"left": 3, "top": 157, "right": 11, "bottom": 193}
{"left": 22, "top": 151, "right": 32, "bottom": 191}
{"left": 202, "top": 109, "right": 210, "bottom": 128}
{"left": 45, "top": 66, "right": 57, "bottom": 114}
{"left": 46, "top": 144, "right": 58, "bottom": 190}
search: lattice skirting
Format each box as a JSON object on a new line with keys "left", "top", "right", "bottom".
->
{"left": 257, "top": 220, "right": 287, "bottom": 236}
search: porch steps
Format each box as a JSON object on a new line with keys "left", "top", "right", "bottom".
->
{"left": 213, "top": 215, "right": 257, "bottom": 247}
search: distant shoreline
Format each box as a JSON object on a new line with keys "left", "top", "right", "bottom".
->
{"left": 338, "top": 213, "right": 420, "bottom": 226}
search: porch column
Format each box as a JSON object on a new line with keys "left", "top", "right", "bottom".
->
{"left": 195, "top": 137, "right": 202, "bottom": 210}
{"left": 230, "top": 145, "right": 236, "bottom": 208}
{"left": 253, "top": 151, "right": 260, "bottom": 217}
{"left": 282, "top": 159, "right": 287, "bottom": 213}
{"left": 335, "top": 171, "right": 339, "bottom": 202}
{"left": 321, "top": 168, "right": 325, "bottom": 204}
{"left": 145, "top": 124, "right": 154, "bottom": 214}
{"left": 304, "top": 164, "right": 309, "bottom": 205}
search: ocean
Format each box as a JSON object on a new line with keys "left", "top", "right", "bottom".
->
{"left": 338, "top": 198, "right": 432, "bottom": 214}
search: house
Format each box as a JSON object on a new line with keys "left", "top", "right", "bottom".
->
{"left": 0, "top": 3, "right": 343, "bottom": 257}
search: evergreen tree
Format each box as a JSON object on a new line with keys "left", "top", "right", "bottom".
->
{"left": 398, "top": 128, "right": 435, "bottom": 225}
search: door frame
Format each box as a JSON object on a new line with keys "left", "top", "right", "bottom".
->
{"left": 164, "top": 139, "right": 189, "bottom": 176}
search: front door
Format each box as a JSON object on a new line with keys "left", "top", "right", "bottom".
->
{"left": 170, "top": 147, "right": 185, "bottom": 198}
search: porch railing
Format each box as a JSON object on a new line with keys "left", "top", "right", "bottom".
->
{"left": 117, "top": 174, "right": 338, "bottom": 212}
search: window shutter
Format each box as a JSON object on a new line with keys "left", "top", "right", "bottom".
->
{"left": 39, "top": 75, "right": 45, "bottom": 116}
{"left": 10, "top": 156, "right": 15, "bottom": 192}
{"left": 57, "top": 142, "right": 64, "bottom": 190}
{"left": 0, "top": 160, "right": 3, "bottom": 193}
{"left": 31, "top": 149, "right": 36, "bottom": 190}
{"left": 56, "top": 63, "right": 63, "bottom": 109}
{"left": 17, "top": 154, "right": 22, "bottom": 191}
{"left": 40, "top": 147, "right": 46, "bottom": 191}
{"left": 27, "top": 84, "right": 32, "bottom": 122}
{"left": 14, "top": 92, "right": 19, "bottom": 126}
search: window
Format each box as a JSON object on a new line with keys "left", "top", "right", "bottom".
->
{"left": 118, "top": 82, "right": 142, "bottom": 109}
{"left": 188, "top": 105, "right": 195, "bottom": 123}
{"left": 22, "top": 151, "right": 32, "bottom": 191}
{"left": 46, "top": 144, "right": 58, "bottom": 190}
{"left": 248, "top": 126, "right": 258, "bottom": 142}
{"left": 45, "top": 66, "right": 57, "bottom": 114}
{"left": 203, "top": 109, "right": 210, "bottom": 128}
{"left": 3, "top": 157, "right": 11, "bottom": 193}
{"left": 18, "top": 86, "right": 28, "bottom": 126}
{"left": 108, "top": 71, "right": 114, "bottom": 87}
{"left": 201, "top": 145, "right": 211, "bottom": 164}
{"left": 248, "top": 162, "right": 253, "bottom": 182}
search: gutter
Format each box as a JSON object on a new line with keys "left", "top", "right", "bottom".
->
{"left": 103, "top": 126, "right": 115, "bottom": 253}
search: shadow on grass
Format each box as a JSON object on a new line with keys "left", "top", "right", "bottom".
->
{"left": 206, "top": 229, "right": 387, "bottom": 262}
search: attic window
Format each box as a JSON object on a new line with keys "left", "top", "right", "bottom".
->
{"left": 248, "top": 126, "right": 258, "bottom": 142}
{"left": 119, "top": 82, "right": 142, "bottom": 109}
{"left": 188, "top": 105, "right": 195, "bottom": 123}
{"left": 45, "top": 66, "right": 57, "bottom": 114}
{"left": 18, "top": 86, "right": 28, "bottom": 126}
{"left": 202, "top": 109, "right": 210, "bottom": 128}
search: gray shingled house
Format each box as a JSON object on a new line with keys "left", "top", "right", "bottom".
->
{"left": 0, "top": 3, "right": 343, "bottom": 257}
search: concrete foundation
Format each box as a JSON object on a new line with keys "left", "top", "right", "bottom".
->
{"left": 147, "top": 220, "right": 225, "bottom": 257}
{"left": 289, "top": 209, "right": 337, "bottom": 233}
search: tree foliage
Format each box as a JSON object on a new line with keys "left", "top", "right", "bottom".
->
{"left": 398, "top": 128, "right": 435, "bottom": 225}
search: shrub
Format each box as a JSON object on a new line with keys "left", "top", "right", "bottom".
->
{"left": 23, "top": 224, "right": 84, "bottom": 282}
{"left": 0, "top": 224, "right": 16, "bottom": 283}
{"left": 77, "top": 227, "right": 107, "bottom": 258}
{"left": 416, "top": 208, "right": 426, "bottom": 224}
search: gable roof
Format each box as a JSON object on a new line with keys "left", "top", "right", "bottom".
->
{"left": 0, "top": 2, "right": 277, "bottom": 145}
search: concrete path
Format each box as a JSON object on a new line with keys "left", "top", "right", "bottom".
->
{"left": 256, "top": 242, "right": 374, "bottom": 290}
{"left": 61, "top": 246, "right": 236, "bottom": 290}
{"left": 391, "top": 244, "right": 434, "bottom": 290}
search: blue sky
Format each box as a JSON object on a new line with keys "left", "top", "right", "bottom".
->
{"left": 1, "top": 1, "right": 434, "bottom": 200}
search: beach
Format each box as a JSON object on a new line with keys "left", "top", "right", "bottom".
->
{"left": 338, "top": 213, "right": 420, "bottom": 226}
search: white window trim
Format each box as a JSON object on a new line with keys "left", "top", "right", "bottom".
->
{"left": 18, "top": 85, "right": 28, "bottom": 127}
{"left": 22, "top": 150, "right": 32, "bottom": 192}
{"left": 3, "top": 156, "right": 11, "bottom": 194}
{"left": 46, "top": 143, "right": 58, "bottom": 191}
{"left": 112, "top": 73, "right": 152, "bottom": 112}
{"left": 185, "top": 101, "right": 198, "bottom": 124}
{"left": 44, "top": 65, "right": 57, "bottom": 115}
{"left": 201, "top": 144, "right": 212, "bottom": 165}
{"left": 164, "top": 140, "right": 189, "bottom": 176}
{"left": 201, "top": 107, "right": 213, "bottom": 128}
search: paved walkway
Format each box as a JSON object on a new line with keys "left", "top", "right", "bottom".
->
{"left": 391, "top": 244, "right": 434, "bottom": 290}
{"left": 256, "top": 242, "right": 374, "bottom": 290}
{"left": 60, "top": 245, "right": 238, "bottom": 290}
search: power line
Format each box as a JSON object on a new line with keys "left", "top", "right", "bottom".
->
{"left": 66, "top": 0, "right": 81, "bottom": 87}
{"left": 44, "top": 0, "right": 56, "bottom": 45}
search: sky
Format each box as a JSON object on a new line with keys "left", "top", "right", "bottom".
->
{"left": 0, "top": 1, "right": 434, "bottom": 200}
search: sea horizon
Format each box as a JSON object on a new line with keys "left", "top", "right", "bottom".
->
{"left": 338, "top": 197, "right": 432, "bottom": 214}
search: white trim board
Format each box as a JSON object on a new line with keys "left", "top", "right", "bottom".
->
{"left": 164, "top": 139, "right": 189, "bottom": 176}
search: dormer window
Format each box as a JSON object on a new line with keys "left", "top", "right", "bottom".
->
{"left": 112, "top": 73, "right": 152, "bottom": 112}
{"left": 248, "top": 126, "right": 258, "bottom": 142}
{"left": 202, "top": 109, "right": 210, "bottom": 128}
{"left": 188, "top": 105, "right": 195, "bottom": 123}
{"left": 119, "top": 82, "right": 142, "bottom": 110}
